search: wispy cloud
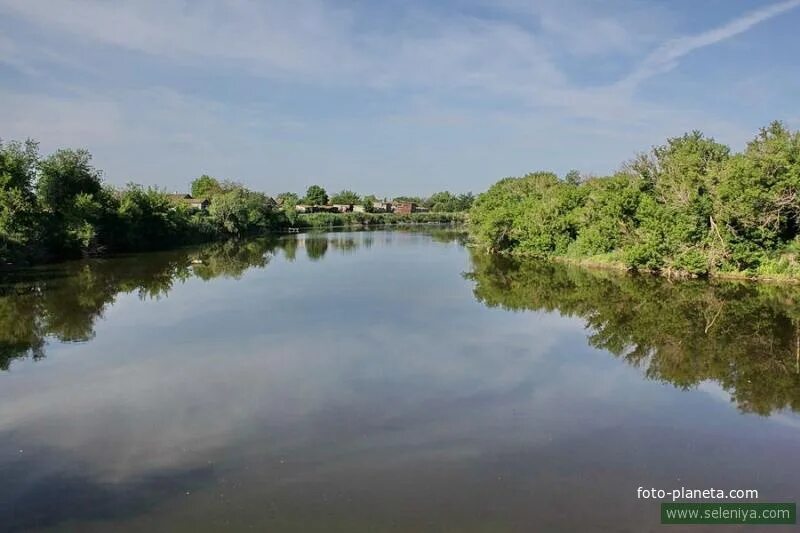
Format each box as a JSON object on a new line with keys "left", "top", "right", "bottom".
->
{"left": 0, "top": 0, "right": 795, "bottom": 191}
{"left": 618, "top": 0, "right": 800, "bottom": 91}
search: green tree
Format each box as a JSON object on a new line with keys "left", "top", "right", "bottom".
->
{"left": 209, "top": 187, "right": 278, "bottom": 236}
{"left": 37, "top": 149, "right": 103, "bottom": 212}
{"left": 303, "top": 185, "right": 328, "bottom": 205}
{"left": 276, "top": 192, "right": 299, "bottom": 206}
{"left": 191, "top": 175, "right": 222, "bottom": 198}
{"left": 425, "top": 191, "right": 475, "bottom": 212}
{"left": 330, "top": 189, "right": 360, "bottom": 205}
{"left": 276, "top": 192, "right": 300, "bottom": 225}
{"left": 36, "top": 148, "right": 109, "bottom": 256}
{"left": 393, "top": 195, "right": 423, "bottom": 204}
{"left": 117, "top": 184, "right": 191, "bottom": 250}
{"left": 0, "top": 140, "right": 40, "bottom": 261}
{"left": 361, "top": 194, "right": 379, "bottom": 212}
{"left": 564, "top": 170, "right": 582, "bottom": 185}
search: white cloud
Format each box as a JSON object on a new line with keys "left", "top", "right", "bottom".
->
{"left": 618, "top": 0, "right": 800, "bottom": 91}
{"left": 0, "top": 0, "right": 365, "bottom": 79}
{"left": 0, "top": 0, "right": 794, "bottom": 190}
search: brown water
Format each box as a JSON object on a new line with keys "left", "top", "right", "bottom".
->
{"left": 0, "top": 230, "right": 798, "bottom": 532}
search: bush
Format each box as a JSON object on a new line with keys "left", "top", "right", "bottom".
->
{"left": 469, "top": 121, "right": 800, "bottom": 278}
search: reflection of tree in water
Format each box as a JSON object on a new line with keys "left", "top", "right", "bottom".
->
{"left": 190, "top": 240, "right": 271, "bottom": 280}
{"left": 0, "top": 239, "right": 280, "bottom": 370}
{"left": 280, "top": 237, "right": 299, "bottom": 262}
{"left": 466, "top": 252, "right": 800, "bottom": 416}
{"left": 329, "top": 237, "right": 358, "bottom": 254}
{"left": 0, "top": 228, "right": 465, "bottom": 371}
{"left": 304, "top": 237, "right": 329, "bottom": 261}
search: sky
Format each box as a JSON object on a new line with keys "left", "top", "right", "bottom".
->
{"left": 0, "top": 0, "right": 799, "bottom": 197}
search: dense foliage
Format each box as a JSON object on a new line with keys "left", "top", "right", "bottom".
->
{"left": 303, "top": 184, "right": 329, "bottom": 206}
{"left": 0, "top": 141, "right": 285, "bottom": 265}
{"left": 470, "top": 121, "right": 800, "bottom": 278}
{"left": 0, "top": 138, "right": 471, "bottom": 267}
{"left": 330, "top": 189, "right": 360, "bottom": 204}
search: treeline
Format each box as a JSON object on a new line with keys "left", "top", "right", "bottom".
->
{"left": 0, "top": 141, "right": 285, "bottom": 265}
{"left": 0, "top": 139, "right": 469, "bottom": 266}
{"left": 470, "top": 121, "right": 800, "bottom": 278}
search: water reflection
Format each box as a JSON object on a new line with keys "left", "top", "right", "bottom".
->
{"left": 0, "top": 229, "right": 464, "bottom": 370}
{"left": 5, "top": 233, "right": 800, "bottom": 418}
{"left": 466, "top": 252, "right": 800, "bottom": 416}
{"left": 1, "top": 230, "right": 799, "bottom": 531}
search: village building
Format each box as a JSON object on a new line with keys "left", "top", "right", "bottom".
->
{"left": 393, "top": 201, "right": 417, "bottom": 214}
{"left": 295, "top": 204, "right": 340, "bottom": 213}
{"left": 167, "top": 194, "right": 210, "bottom": 211}
{"left": 372, "top": 201, "right": 392, "bottom": 212}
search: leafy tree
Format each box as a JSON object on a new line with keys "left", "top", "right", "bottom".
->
{"left": 276, "top": 192, "right": 300, "bottom": 225}
{"left": 393, "top": 195, "right": 423, "bottom": 204}
{"left": 0, "top": 140, "right": 40, "bottom": 261}
{"left": 37, "top": 149, "right": 103, "bottom": 213}
{"left": 36, "top": 148, "right": 109, "bottom": 256}
{"left": 303, "top": 185, "right": 328, "bottom": 205}
{"left": 191, "top": 175, "right": 222, "bottom": 198}
{"left": 276, "top": 192, "right": 299, "bottom": 206}
{"left": 330, "top": 189, "right": 360, "bottom": 205}
{"left": 117, "top": 184, "right": 190, "bottom": 250}
{"left": 425, "top": 191, "right": 474, "bottom": 212}
{"left": 469, "top": 122, "right": 800, "bottom": 278}
{"left": 564, "top": 169, "right": 582, "bottom": 185}
{"left": 209, "top": 187, "right": 278, "bottom": 236}
{"left": 361, "top": 194, "right": 379, "bottom": 212}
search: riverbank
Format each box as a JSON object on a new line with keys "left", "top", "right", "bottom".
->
{"left": 1, "top": 214, "right": 468, "bottom": 271}
{"left": 475, "top": 248, "right": 800, "bottom": 284}
{"left": 294, "top": 211, "right": 466, "bottom": 229}
{"left": 468, "top": 121, "right": 800, "bottom": 283}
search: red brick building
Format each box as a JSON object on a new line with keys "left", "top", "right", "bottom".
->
{"left": 393, "top": 201, "right": 417, "bottom": 214}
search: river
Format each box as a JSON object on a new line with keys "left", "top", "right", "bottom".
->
{"left": 0, "top": 229, "right": 798, "bottom": 531}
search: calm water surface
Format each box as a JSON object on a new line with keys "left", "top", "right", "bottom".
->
{"left": 1, "top": 229, "right": 799, "bottom": 532}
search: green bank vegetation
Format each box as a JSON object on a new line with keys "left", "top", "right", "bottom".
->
{"left": 0, "top": 140, "right": 469, "bottom": 266}
{"left": 295, "top": 211, "right": 465, "bottom": 229}
{"left": 0, "top": 142, "right": 285, "bottom": 265}
{"left": 470, "top": 121, "right": 800, "bottom": 280}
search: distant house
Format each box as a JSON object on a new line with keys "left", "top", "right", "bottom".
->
{"left": 332, "top": 204, "right": 353, "bottom": 213}
{"left": 168, "top": 194, "right": 209, "bottom": 211}
{"left": 393, "top": 201, "right": 417, "bottom": 214}
{"left": 352, "top": 205, "right": 366, "bottom": 213}
{"left": 372, "top": 201, "right": 392, "bottom": 212}
{"left": 295, "top": 204, "right": 339, "bottom": 213}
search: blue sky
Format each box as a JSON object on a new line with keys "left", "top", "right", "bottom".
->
{"left": 1, "top": 0, "right": 798, "bottom": 197}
